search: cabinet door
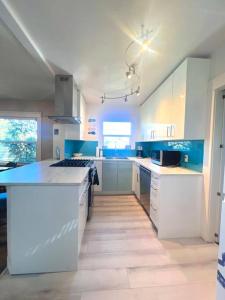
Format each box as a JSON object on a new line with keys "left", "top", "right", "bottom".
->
{"left": 156, "top": 75, "right": 173, "bottom": 124}
{"left": 102, "top": 161, "right": 118, "bottom": 192}
{"left": 135, "top": 163, "right": 140, "bottom": 199}
{"left": 172, "top": 60, "right": 187, "bottom": 139}
{"left": 117, "top": 161, "right": 132, "bottom": 192}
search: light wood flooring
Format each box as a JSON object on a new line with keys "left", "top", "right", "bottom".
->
{"left": 0, "top": 195, "right": 218, "bottom": 299}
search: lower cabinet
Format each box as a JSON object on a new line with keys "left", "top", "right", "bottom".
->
{"left": 132, "top": 162, "right": 140, "bottom": 199}
{"left": 102, "top": 161, "right": 118, "bottom": 192}
{"left": 78, "top": 184, "right": 88, "bottom": 253}
{"left": 102, "top": 160, "right": 132, "bottom": 194}
{"left": 150, "top": 171, "right": 203, "bottom": 239}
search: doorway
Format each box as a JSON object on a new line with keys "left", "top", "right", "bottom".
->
{"left": 210, "top": 90, "right": 225, "bottom": 243}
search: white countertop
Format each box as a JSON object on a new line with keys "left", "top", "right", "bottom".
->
{"left": 0, "top": 160, "right": 90, "bottom": 186}
{"left": 129, "top": 157, "right": 202, "bottom": 175}
{"left": 72, "top": 156, "right": 202, "bottom": 175}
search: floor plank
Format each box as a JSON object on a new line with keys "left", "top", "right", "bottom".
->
{"left": 0, "top": 195, "right": 218, "bottom": 299}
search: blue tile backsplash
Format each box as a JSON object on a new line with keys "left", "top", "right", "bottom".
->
{"left": 64, "top": 139, "right": 204, "bottom": 172}
{"left": 102, "top": 149, "right": 136, "bottom": 158}
{"left": 65, "top": 140, "right": 98, "bottom": 158}
{"left": 136, "top": 140, "right": 204, "bottom": 172}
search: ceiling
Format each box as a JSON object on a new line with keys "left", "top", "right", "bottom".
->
{"left": 1, "top": 0, "right": 225, "bottom": 104}
{"left": 0, "top": 18, "right": 53, "bottom": 101}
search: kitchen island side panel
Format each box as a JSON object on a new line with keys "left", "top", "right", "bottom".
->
{"left": 7, "top": 185, "right": 80, "bottom": 274}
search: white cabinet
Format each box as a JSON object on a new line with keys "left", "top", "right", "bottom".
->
{"left": 132, "top": 162, "right": 140, "bottom": 199}
{"left": 78, "top": 181, "right": 89, "bottom": 253}
{"left": 140, "top": 58, "right": 210, "bottom": 141}
{"left": 150, "top": 171, "right": 203, "bottom": 239}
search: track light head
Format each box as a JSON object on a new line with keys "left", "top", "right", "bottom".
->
{"left": 124, "top": 95, "right": 128, "bottom": 102}
{"left": 136, "top": 86, "right": 140, "bottom": 96}
{"left": 126, "top": 71, "right": 132, "bottom": 79}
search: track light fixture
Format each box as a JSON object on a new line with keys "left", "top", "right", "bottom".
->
{"left": 126, "top": 64, "right": 136, "bottom": 79}
{"left": 136, "top": 86, "right": 140, "bottom": 96}
{"left": 101, "top": 86, "right": 140, "bottom": 104}
{"left": 101, "top": 25, "right": 151, "bottom": 103}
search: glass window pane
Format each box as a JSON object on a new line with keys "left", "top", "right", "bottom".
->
{"left": 0, "top": 118, "right": 37, "bottom": 163}
{"left": 103, "top": 136, "right": 130, "bottom": 149}
{"left": 103, "top": 122, "right": 131, "bottom": 136}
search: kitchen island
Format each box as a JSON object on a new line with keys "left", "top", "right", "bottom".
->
{"left": 0, "top": 160, "right": 90, "bottom": 275}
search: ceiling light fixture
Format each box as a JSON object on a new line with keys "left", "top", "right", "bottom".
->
{"left": 126, "top": 64, "right": 136, "bottom": 79}
{"left": 136, "top": 86, "right": 140, "bottom": 96}
{"left": 101, "top": 25, "right": 151, "bottom": 104}
{"left": 101, "top": 86, "right": 140, "bottom": 104}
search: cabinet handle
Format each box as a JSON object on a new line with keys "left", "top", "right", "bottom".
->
{"left": 150, "top": 203, "right": 157, "bottom": 211}
{"left": 137, "top": 173, "right": 138, "bottom": 182}
{"left": 166, "top": 126, "right": 169, "bottom": 137}
{"left": 151, "top": 185, "right": 158, "bottom": 191}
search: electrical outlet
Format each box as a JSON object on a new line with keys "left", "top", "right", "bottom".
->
{"left": 184, "top": 154, "right": 189, "bottom": 163}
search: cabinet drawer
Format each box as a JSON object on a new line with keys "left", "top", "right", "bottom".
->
{"left": 78, "top": 188, "right": 88, "bottom": 253}
{"left": 151, "top": 185, "right": 159, "bottom": 204}
{"left": 150, "top": 203, "right": 158, "bottom": 228}
{"left": 151, "top": 173, "right": 160, "bottom": 189}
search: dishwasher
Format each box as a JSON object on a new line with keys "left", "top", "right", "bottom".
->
{"left": 140, "top": 166, "right": 151, "bottom": 216}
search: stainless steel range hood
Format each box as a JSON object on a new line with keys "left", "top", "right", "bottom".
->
{"left": 48, "top": 75, "right": 81, "bottom": 124}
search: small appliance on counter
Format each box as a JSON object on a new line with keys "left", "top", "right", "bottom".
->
{"left": 151, "top": 150, "right": 181, "bottom": 166}
{"left": 136, "top": 146, "right": 143, "bottom": 158}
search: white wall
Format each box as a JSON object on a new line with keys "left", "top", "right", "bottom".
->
{"left": 84, "top": 103, "right": 140, "bottom": 149}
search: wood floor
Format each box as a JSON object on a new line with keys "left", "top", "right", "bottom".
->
{"left": 0, "top": 195, "right": 218, "bottom": 299}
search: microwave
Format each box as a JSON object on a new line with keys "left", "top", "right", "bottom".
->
{"left": 151, "top": 150, "right": 181, "bottom": 166}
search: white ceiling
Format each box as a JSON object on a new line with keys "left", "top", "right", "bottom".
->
{"left": 2, "top": 0, "right": 225, "bottom": 104}
{"left": 0, "top": 18, "right": 53, "bottom": 101}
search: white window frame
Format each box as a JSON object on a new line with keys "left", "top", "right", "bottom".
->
{"left": 0, "top": 111, "right": 42, "bottom": 162}
{"left": 102, "top": 121, "right": 132, "bottom": 149}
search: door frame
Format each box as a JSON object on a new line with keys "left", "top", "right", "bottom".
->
{"left": 208, "top": 73, "right": 225, "bottom": 241}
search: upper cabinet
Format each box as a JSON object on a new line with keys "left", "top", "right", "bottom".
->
{"left": 140, "top": 58, "right": 210, "bottom": 141}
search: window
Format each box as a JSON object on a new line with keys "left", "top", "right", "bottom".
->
{"left": 103, "top": 121, "right": 131, "bottom": 149}
{"left": 0, "top": 118, "right": 38, "bottom": 163}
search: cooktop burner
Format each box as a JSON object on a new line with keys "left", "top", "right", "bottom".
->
{"left": 50, "top": 159, "right": 93, "bottom": 167}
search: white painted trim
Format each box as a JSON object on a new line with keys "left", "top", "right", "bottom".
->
{"left": 0, "top": 111, "right": 42, "bottom": 161}
{"left": 207, "top": 72, "right": 225, "bottom": 241}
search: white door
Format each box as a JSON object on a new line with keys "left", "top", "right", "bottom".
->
{"left": 215, "top": 93, "right": 225, "bottom": 242}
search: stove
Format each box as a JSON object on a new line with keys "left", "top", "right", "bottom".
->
{"left": 50, "top": 159, "right": 93, "bottom": 167}
{"left": 50, "top": 159, "right": 98, "bottom": 220}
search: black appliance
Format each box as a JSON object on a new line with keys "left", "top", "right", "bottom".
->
{"left": 136, "top": 146, "right": 143, "bottom": 158}
{"left": 140, "top": 166, "right": 151, "bottom": 216}
{"left": 50, "top": 159, "right": 99, "bottom": 220}
{"left": 151, "top": 150, "right": 180, "bottom": 166}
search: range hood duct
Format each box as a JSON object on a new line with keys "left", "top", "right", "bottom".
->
{"left": 48, "top": 75, "right": 81, "bottom": 124}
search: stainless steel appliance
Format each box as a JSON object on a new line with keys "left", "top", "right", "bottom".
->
{"left": 50, "top": 159, "right": 99, "bottom": 219}
{"left": 48, "top": 75, "right": 81, "bottom": 124}
{"left": 140, "top": 166, "right": 151, "bottom": 216}
{"left": 151, "top": 150, "right": 180, "bottom": 166}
